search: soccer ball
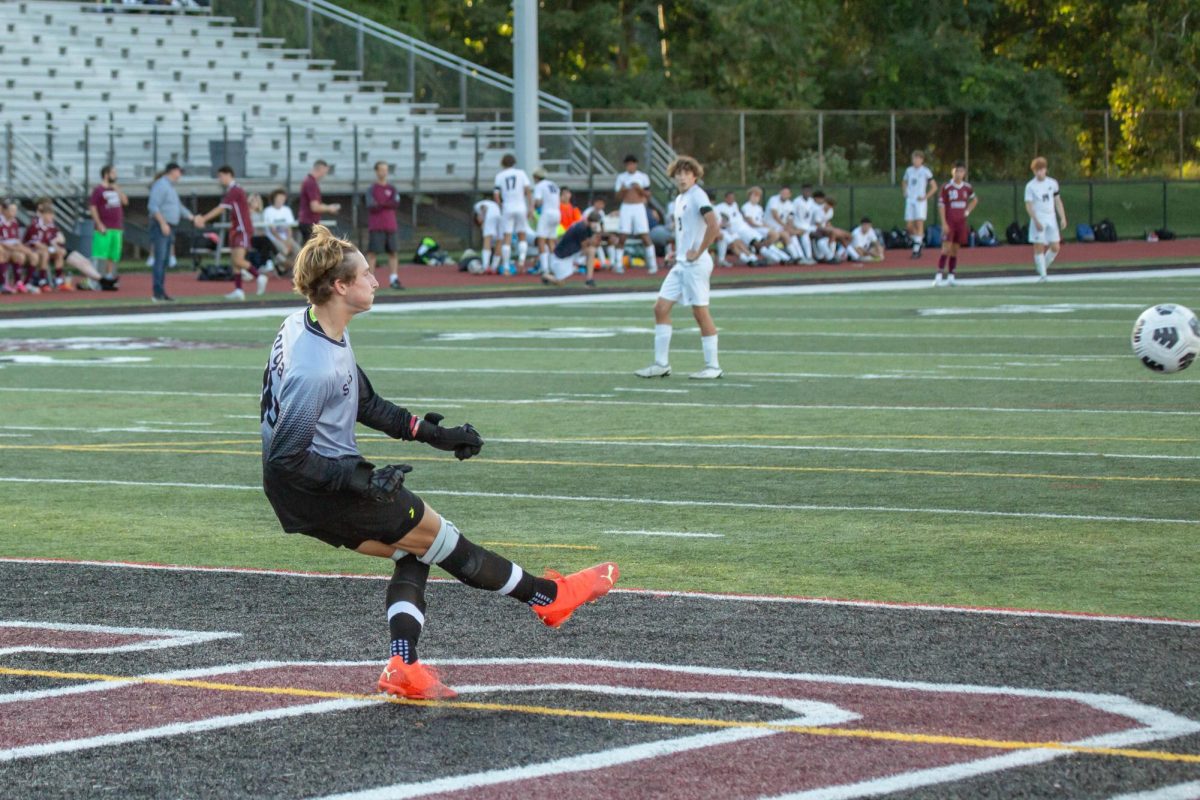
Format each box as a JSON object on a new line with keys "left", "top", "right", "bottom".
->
{"left": 1131, "top": 304, "right": 1200, "bottom": 373}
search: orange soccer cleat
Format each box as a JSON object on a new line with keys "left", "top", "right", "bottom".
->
{"left": 377, "top": 657, "right": 458, "bottom": 700}
{"left": 533, "top": 561, "right": 619, "bottom": 629}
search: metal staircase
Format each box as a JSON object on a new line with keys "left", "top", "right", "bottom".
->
{"left": 1, "top": 124, "right": 86, "bottom": 227}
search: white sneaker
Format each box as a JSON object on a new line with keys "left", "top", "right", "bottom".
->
{"left": 634, "top": 363, "right": 671, "bottom": 378}
{"left": 946, "top": 274, "right": 957, "bottom": 286}
{"left": 256, "top": 273, "right": 268, "bottom": 295}
{"left": 224, "top": 288, "right": 245, "bottom": 301}
{"left": 689, "top": 366, "right": 724, "bottom": 380}
{"left": 1037, "top": 275, "right": 1048, "bottom": 283}
{"left": 932, "top": 273, "right": 943, "bottom": 287}
{"left": 263, "top": 260, "right": 276, "bottom": 274}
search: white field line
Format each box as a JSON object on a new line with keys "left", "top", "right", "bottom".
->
{"left": 0, "top": 386, "right": 1194, "bottom": 415}
{"left": 0, "top": 620, "right": 239, "bottom": 656}
{"left": 0, "top": 476, "right": 1196, "bottom": 529}
{"left": 4, "top": 425, "right": 1194, "bottom": 462}
{"left": 3, "top": 362, "right": 1192, "bottom": 386}
{"left": 5, "top": 557, "right": 1198, "bottom": 628}
{"left": 1, "top": 267, "right": 1196, "bottom": 330}
{"left": 602, "top": 530, "right": 725, "bottom": 538}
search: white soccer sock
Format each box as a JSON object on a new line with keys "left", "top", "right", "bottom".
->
{"left": 847, "top": 246, "right": 861, "bottom": 261}
{"left": 614, "top": 248, "right": 624, "bottom": 271}
{"left": 786, "top": 237, "right": 803, "bottom": 260}
{"left": 1045, "top": 249, "right": 1059, "bottom": 268}
{"left": 701, "top": 334, "right": 719, "bottom": 369}
{"left": 481, "top": 250, "right": 492, "bottom": 272}
{"left": 501, "top": 244, "right": 511, "bottom": 267}
{"left": 799, "top": 233, "right": 813, "bottom": 261}
{"left": 716, "top": 239, "right": 728, "bottom": 264}
{"left": 654, "top": 323, "right": 672, "bottom": 366}
{"left": 646, "top": 249, "right": 657, "bottom": 272}
{"left": 1035, "top": 253, "right": 1046, "bottom": 277}
{"left": 539, "top": 251, "right": 549, "bottom": 274}
{"left": 517, "top": 240, "right": 528, "bottom": 265}
{"left": 605, "top": 245, "right": 615, "bottom": 266}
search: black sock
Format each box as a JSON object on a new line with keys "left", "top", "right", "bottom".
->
{"left": 437, "top": 533, "right": 557, "bottom": 606}
{"left": 386, "top": 555, "right": 429, "bottom": 664}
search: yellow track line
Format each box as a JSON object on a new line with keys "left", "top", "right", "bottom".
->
{"left": 1, "top": 665, "right": 1196, "bottom": 765}
{"left": 3, "top": 443, "right": 1195, "bottom": 484}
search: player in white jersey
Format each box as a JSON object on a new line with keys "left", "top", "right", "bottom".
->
{"left": 613, "top": 155, "right": 658, "bottom": 274}
{"left": 789, "top": 184, "right": 818, "bottom": 263}
{"left": 472, "top": 197, "right": 503, "bottom": 273}
{"left": 766, "top": 187, "right": 809, "bottom": 262}
{"left": 740, "top": 187, "right": 786, "bottom": 263}
{"left": 902, "top": 150, "right": 937, "bottom": 258}
{"left": 531, "top": 168, "right": 562, "bottom": 277}
{"left": 846, "top": 217, "right": 884, "bottom": 262}
{"left": 261, "top": 226, "right": 618, "bottom": 700}
{"left": 635, "top": 156, "right": 723, "bottom": 380}
{"left": 713, "top": 191, "right": 760, "bottom": 266}
{"left": 1024, "top": 156, "right": 1067, "bottom": 282}
{"left": 492, "top": 154, "right": 532, "bottom": 274}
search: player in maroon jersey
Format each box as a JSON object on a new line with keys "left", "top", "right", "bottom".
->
{"left": 0, "top": 200, "right": 38, "bottom": 293}
{"left": 23, "top": 199, "right": 63, "bottom": 289}
{"left": 297, "top": 159, "right": 340, "bottom": 244}
{"left": 195, "top": 165, "right": 267, "bottom": 300}
{"left": 934, "top": 160, "right": 978, "bottom": 287}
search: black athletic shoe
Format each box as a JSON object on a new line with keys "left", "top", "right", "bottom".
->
{"left": 585, "top": 279, "right": 596, "bottom": 288}
{"left": 99, "top": 277, "right": 119, "bottom": 291}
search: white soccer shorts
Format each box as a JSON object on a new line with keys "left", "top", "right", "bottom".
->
{"left": 481, "top": 211, "right": 503, "bottom": 241}
{"left": 501, "top": 206, "right": 527, "bottom": 236}
{"left": 548, "top": 253, "right": 577, "bottom": 282}
{"left": 658, "top": 252, "right": 713, "bottom": 307}
{"left": 536, "top": 210, "right": 561, "bottom": 239}
{"left": 1028, "top": 220, "right": 1061, "bottom": 245}
{"left": 618, "top": 203, "right": 650, "bottom": 235}
{"left": 904, "top": 198, "right": 928, "bottom": 222}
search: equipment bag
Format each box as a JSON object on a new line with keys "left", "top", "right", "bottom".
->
{"left": 1075, "top": 223, "right": 1096, "bottom": 242}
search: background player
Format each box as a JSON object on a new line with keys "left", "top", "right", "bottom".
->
{"left": 472, "top": 195, "right": 503, "bottom": 274}
{"left": 902, "top": 150, "right": 937, "bottom": 258}
{"left": 195, "top": 165, "right": 266, "bottom": 300}
{"left": 365, "top": 161, "right": 403, "bottom": 290}
{"left": 542, "top": 210, "right": 603, "bottom": 287}
{"left": 531, "top": 168, "right": 561, "bottom": 277}
{"left": 613, "top": 155, "right": 658, "bottom": 275}
{"left": 493, "top": 154, "right": 532, "bottom": 274}
{"left": 934, "top": 161, "right": 977, "bottom": 287}
{"left": 88, "top": 165, "right": 128, "bottom": 287}
{"left": 297, "top": 159, "right": 340, "bottom": 243}
{"left": 1024, "top": 156, "right": 1068, "bottom": 282}
{"left": 846, "top": 217, "right": 884, "bottom": 262}
{"left": 1, "top": 200, "right": 37, "bottom": 292}
{"left": 261, "top": 225, "right": 618, "bottom": 699}
{"left": 634, "top": 156, "right": 723, "bottom": 380}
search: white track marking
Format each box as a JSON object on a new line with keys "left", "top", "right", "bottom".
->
{"left": 3, "top": 557, "right": 1197, "bottom": 627}
{"left": 1108, "top": 781, "right": 1200, "bottom": 800}
{"left": 1, "top": 387, "right": 1195, "bottom": 415}
{"left": 0, "top": 477, "right": 1195, "bottom": 527}
{"left": 0, "top": 620, "right": 238, "bottom": 656}
{"left": 602, "top": 529, "right": 724, "bottom": 538}
{"left": 0, "top": 268, "right": 1195, "bottom": 330}
{"left": 611, "top": 386, "right": 690, "bottom": 393}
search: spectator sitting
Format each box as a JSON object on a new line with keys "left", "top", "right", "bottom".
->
{"left": 261, "top": 189, "right": 300, "bottom": 273}
{"left": 559, "top": 187, "right": 582, "bottom": 234}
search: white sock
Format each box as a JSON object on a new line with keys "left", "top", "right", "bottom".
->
{"left": 501, "top": 244, "right": 512, "bottom": 267}
{"left": 646, "top": 248, "right": 657, "bottom": 272}
{"left": 605, "top": 245, "right": 615, "bottom": 265}
{"left": 481, "top": 250, "right": 492, "bottom": 272}
{"left": 799, "top": 233, "right": 813, "bottom": 261}
{"left": 701, "top": 334, "right": 719, "bottom": 369}
{"left": 1045, "top": 249, "right": 1059, "bottom": 268}
{"left": 654, "top": 323, "right": 672, "bottom": 366}
{"left": 539, "top": 251, "right": 549, "bottom": 274}
{"left": 786, "top": 238, "right": 802, "bottom": 260}
{"left": 847, "top": 246, "right": 861, "bottom": 261}
{"left": 517, "top": 240, "right": 528, "bottom": 265}
{"left": 614, "top": 248, "right": 624, "bottom": 271}
{"left": 716, "top": 239, "right": 728, "bottom": 264}
{"left": 1035, "top": 253, "right": 1046, "bottom": 277}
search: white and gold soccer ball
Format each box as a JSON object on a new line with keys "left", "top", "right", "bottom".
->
{"left": 1131, "top": 303, "right": 1200, "bottom": 373}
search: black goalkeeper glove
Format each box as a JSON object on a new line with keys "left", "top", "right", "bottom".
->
{"left": 350, "top": 463, "right": 413, "bottom": 503}
{"left": 419, "top": 412, "right": 484, "bottom": 461}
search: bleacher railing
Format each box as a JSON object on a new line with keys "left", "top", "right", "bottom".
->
{"left": 1, "top": 124, "right": 86, "bottom": 226}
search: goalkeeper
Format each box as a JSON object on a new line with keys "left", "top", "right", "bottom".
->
{"left": 260, "top": 225, "right": 619, "bottom": 700}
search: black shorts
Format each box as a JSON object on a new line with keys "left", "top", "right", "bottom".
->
{"left": 263, "top": 471, "right": 426, "bottom": 550}
{"left": 298, "top": 223, "right": 315, "bottom": 243}
{"left": 367, "top": 230, "right": 398, "bottom": 255}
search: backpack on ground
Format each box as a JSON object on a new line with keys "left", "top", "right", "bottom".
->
{"left": 1093, "top": 219, "right": 1118, "bottom": 242}
{"left": 976, "top": 221, "right": 997, "bottom": 246}
{"left": 883, "top": 227, "right": 911, "bottom": 250}
{"left": 414, "top": 236, "right": 448, "bottom": 265}
{"left": 1076, "top": 223, "right": 1095, "bottom": 242}
{"left": 924, "top": 225, "right": 942, "bottom": 248}
{"left": 1005, "top": 221, "right": 1024, "bottom": 245}
{"left": 1154, "top": 228, "right": 1176, "bottom": 241}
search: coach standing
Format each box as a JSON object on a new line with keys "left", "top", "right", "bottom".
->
{"left": 297, "top": 159, "right": 340, "bottom": 243}
{"left": 147, "top": 162, "right": 191, "bottom": 302}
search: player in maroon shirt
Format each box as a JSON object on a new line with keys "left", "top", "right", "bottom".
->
{"left": 365, "top": 161, "right": 403, "bottom": 290}
{"left": 195, "top": 165, "right": 267, "bottom": 300}
{"left": 934, "top": 160, "right": 978, "bottom": 287}
{"left": 0, "top": 200, "right": 38, "bottom": 293}
{"left": 23, "top": 200, "right": 61, "bottom": 289}
{"left": 297, "top": 159, "right": 340, "bottom": 243}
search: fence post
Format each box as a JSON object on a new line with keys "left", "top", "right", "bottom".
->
{"left": 1011, "top": 181, "right": 1018, "bottom": 225}
{"left": 472, "top": 128, "right": 480, "bottom": 248}
{"left": 107, "top": 114, "right": 115, "bottom": 166}
{"left": 586, "top": 112, "right": 595, "bottom": 204}
{"left": 222, "top": 123, "right": 228, "bottom": 174}
{"left": 407, "top": 49, "right": 416, "bottom": 97}
{"left": 255, "top": 0, "right": 262, "bottom": 30}
{"left": 644, "top": 126, "right": 654, "bottom": 187}
{"left": 352, "top": 124, "right": 359, "bottom": 242}
{"left": 412, "top": 124, "right": 420, "bottom": 228}
{"left": 667, "top": 110, "right": 673, "bottom": 150}
{"left": 46, "top": 124, "right": 54, "bottom": 166}
{"left": 849, "top": 185, "right": 855, "bottom": 223}
{"left": 1179, "top": 110, "right": 1185, "bottom": 180}
{"left": 460, "top": 72, "right": 467, "bottom": 116}
{"left": 817, "top": 111, "right": 824, "bottom": 186}
{"left": 285, "top": 123, "right": 292, "bottom": 192}
{"left": 305, "top": 0, "right": 313, "bottom": 53}
{"left": 152, "top": 123, "right": 158, "bottom": 171}
{"left": 738, "top": 112, "right": 746, "bottom": 185}
{"left": 1088, "top": 181, "right": 1093, "bottom": 225}
{"left": 83, "top": 124, "right": 90, "bottom": 198}
{"left": 4, "top": 123, "right": 12, "bottom": 198}
{"left": 1162, "top": 180, "right": 1168, "bottom": 231}
{"left": 889, "top": 112, "right": 896, "bottom": 185}
{"left": 356, "top": 20, "right": 364, "bottom": 76}
{"left": 963, "top": 114, "right": 969, "bottom": 172}
{"left": 1103, "top": 111, "right": 1110, "bottom": 178}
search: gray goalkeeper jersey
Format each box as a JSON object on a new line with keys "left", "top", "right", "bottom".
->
{"left": 261, "top": 307, "right": 360, "bottom": 467}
